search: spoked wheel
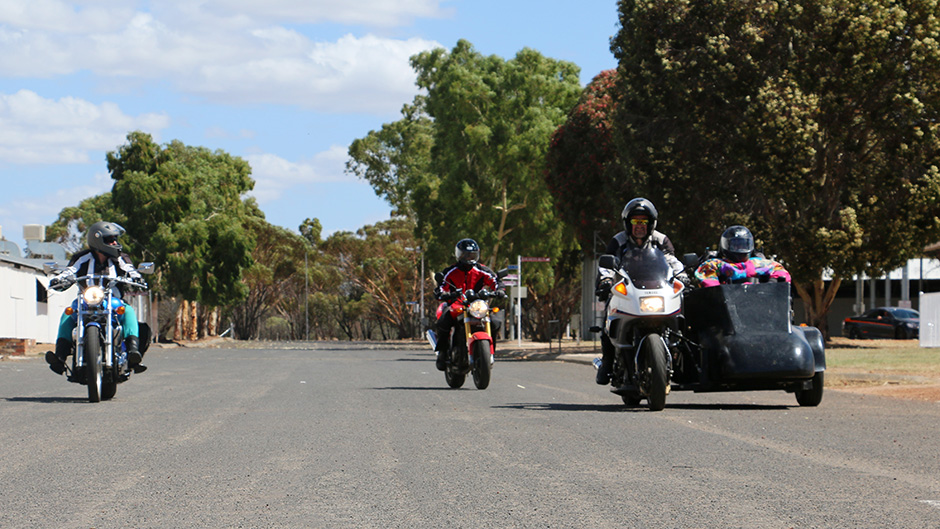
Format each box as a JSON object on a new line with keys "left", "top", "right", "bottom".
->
{"left": 84, "top": 330, "right": 103, "bottom": 403}
{"left": 639, "top": 334, "right": 669, "bottom": 411}
{"left": 471, "top": 340, "right": 491, "bottom": 390}
{"left": 795, "top": 371, "right": 824, "bottom": 407}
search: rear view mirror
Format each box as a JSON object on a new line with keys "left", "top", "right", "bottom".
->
{"left": 137, "top": 262, "right": 156, "bottom": 275}
{"left": 681, "top": 253, "right": 700, "bottom": 268}
{"left": 598, "top": 254, "right": 618, "bottom": 270}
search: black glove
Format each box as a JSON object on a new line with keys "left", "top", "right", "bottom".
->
{"left": 49, "top": 274, "right": 75, "bottom": 291}
{"left": 595, "top": 279, "right": 613, "bottom": 300}
{"left": 495, "top": 289, "right": 508, "bottom": 299}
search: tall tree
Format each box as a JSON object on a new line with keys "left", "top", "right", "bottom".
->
{"left": 610, "top": 0, "right": 940, "bottom": 334}
{"left": 107, "top": 131, "right": 261, "bottom": 335}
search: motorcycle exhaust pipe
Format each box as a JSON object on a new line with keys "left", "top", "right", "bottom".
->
{"left": 426, "top": 329, "right": 438, "bottom": 350}
{"left": 592, "top": 357, "right": 602, "bottom": 371}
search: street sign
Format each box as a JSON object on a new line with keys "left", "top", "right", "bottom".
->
{"left": 521, "top": 257, "right": 550, "bottom": 262}
{"left": 506, "top": 264, "right": 519, "bottom": 270}
{"left": 511, "top": 286, "right": 528, "bottom": 298}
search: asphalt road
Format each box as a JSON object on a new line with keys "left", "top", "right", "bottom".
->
{"left": 1, "top": 344, "right": 939, "bottom": 529}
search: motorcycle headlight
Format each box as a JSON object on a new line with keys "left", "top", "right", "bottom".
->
{"left": 82, "top": 285, "right": 106, "bottom": 307}
{"left": 468, "top": 299, "right": 489, "bottom": 319}
{"left": 639, "top": 296, "right": 664, "bottom": 313}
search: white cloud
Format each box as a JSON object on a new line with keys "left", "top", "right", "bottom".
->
{"left": 0, "top": 2, "right": 445, "bottom": 114}
{"left": 245, "top": 145, "right": 355, "bottom": 203}
{"left": 0, "top": 90, "right": 170, "bottom": 164}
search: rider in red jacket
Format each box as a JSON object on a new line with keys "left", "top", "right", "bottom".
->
{"left": 433, "top": 238, "right": 503, "bottom": 371}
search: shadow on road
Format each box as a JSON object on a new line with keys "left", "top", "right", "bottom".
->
{"left": 372, "top": 386, "right": 457, "bottom": 391}
{"left": 5, "top": 396, "right": 89, "bottom": 404}
{"left": 494, "top": 402, "right": 793, "bottom": 412}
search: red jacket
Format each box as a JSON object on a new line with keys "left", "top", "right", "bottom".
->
{"left": 439, "top": 263, "right": 500, "bottom": 296}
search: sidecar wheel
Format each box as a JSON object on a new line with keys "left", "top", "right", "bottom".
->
{"left": 471, "top": 340, "right": 491, "bottom": 390}
{"left": 796, "top": 371, "right": 824, "bottom": 407}
{"left": 84, "top": 331, "right": 102, "bottom": 403}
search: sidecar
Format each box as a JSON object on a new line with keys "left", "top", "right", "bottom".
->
{"left": 676, "top": 281, "right": 825, "bottom": 406}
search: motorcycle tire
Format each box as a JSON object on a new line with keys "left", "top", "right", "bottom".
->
{"left": 795, "top": 371, "right": 824, "bottom": 407}
{"left": 84, "top": 329, "right": 103, "bottom": 403}
{"left": 640, "top": 334, "right": 669, "bottom": 411}
{"left": 444, "top": 368, "right": 466, "bottom": 389}
{"left": 471, "top": 340, "right": 491, "bottom": 390}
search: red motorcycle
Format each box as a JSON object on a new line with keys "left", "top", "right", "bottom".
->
{"left": 427, "top": 273, "right": 506, "bottom": 389}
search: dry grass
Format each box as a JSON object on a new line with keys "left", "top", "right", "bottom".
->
{"left": 826, "top": 337, "right": 940, "bottom": 377}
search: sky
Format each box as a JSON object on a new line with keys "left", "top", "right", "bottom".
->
{"left": 0, "top": 0, "right": 620, "bottom": 254}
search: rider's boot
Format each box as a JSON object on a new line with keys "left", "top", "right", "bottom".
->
{"left": 596, "top": 335, "right": 614, "bottom": 385}
{"left": 435, "top": 341, "right": 448, "bottom": 371}
{"left": 45, "top": 338, "right": 71, "bottom": 375}
{"left": 125, "top": 336, "right": 147, "bottom": 373}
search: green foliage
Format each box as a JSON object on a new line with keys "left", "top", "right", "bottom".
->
{"left": 545, "top": 69, "right": 624, "bottom": 250}
{"left": 609, "top": 0, "right": 940, "bottom": 329}
{"left": 107, "top": 131, "right": 261, "bottom": 307}
{"left": 47, "top": 193, "right": 125, "bottom": 254}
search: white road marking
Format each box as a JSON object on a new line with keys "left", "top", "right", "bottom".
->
{"left": 921, "top": 500, "right": 940, "bottom": 510}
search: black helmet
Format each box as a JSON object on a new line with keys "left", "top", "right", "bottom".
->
{"left": 621, "top": 197, "right": 658, "bottom": 234}
{"left": 720, "top": 225, "right": 754, "bottom": 263}
{"left": 455, "top": 238, "right": 480, "bottom": 272}
{"left": 87, "top": 221, "right": 125, "bottom": 259}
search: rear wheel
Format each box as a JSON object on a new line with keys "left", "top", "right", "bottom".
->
{"left": 471, "top": 340, "right": 491, "bottom": 390}
{"left": 84, "top": 330, "right": 102, "bottom": 403}
{"left": 444, "top": 348, "right": 466, "bottom": 389}
{"left": 796, "top": 371, "right": 824, "bottom": 407}
{"left": 639, "top": 335, "right": 669, "bottom": 411}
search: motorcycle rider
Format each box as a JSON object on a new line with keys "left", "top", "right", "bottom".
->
{"left": 694, "top": 225, "right": 790, "bottom": 287}
{"left": 45, "top": 221, "right": 148, "bottom": 375}
{"left": 595, "top": 197, "right": 685, "bottom": 385}
{"left": 433, "top": 238, "right": 506, "bottom": 371}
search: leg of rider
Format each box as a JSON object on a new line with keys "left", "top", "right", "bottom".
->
{"left": 45, "top": 311, "right": 75, "bottom": 375}
{"left": 122, "top": 305, "right": 146, "bottom": 372}
{"left": 596, "top": 332, "right": 615, "bottom": 385}
{"left": 434, "top": 311, "right": 453, "bottom": 371}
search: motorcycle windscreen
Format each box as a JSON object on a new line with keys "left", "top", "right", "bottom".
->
{"left": 620, "top": 246, "right": 671, "bottom": 289}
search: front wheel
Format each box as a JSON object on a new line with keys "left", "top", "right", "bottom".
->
{"left": 84, "top": 329, "right": 103, "bottom": 403}
{"left": 639, "top": 334, "right": 669, "bottom": 411}
{"left": 796, "top": 371, "right": 824, "bottom": 407}
{"left": 471, "top": 340, "right": 491, "bottom": 390}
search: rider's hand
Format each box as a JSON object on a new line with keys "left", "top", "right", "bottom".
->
{"left": 49, "top": 274, "right": 75, "bottom": 291}
{"left": 595, "top": 279, "right": 613, "bottom": 300}
{"left": 495, "top": 289, "right": 508, "bottom": 299}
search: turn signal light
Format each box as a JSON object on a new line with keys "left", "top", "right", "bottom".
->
{"left": 673, "top": 280, "right": 684, "bottom": 294}
{"left": 65, "top": 307, "right": 74, "bottom": 316}
{"left": 492, "top": 307, "right": 500, "bottom": 313}
{"left": 614, "top": 282, "right": 628, "bottom": 296}
{"left": 116, "top": 305, "right": 126, "bottom": 315}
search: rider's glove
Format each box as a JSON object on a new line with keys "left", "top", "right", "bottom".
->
{"left": 595, "top": 278, "right": 613, "bottom": 300}
{"left": 49, "top": 274, "right": 75, "bottom": 291}
{"left": 495, "top": 289, "right": 508, "bottom": 299}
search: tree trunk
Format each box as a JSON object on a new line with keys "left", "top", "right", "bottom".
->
{"left": 793, "top": 276, "right": 842, "bottom": 340}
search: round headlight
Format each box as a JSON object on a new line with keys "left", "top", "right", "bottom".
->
{"left": 468, "top": 299, "right": 489, "bottom": 319}
{"left": 83, "top": 286, "right": 106, "bottom": 307}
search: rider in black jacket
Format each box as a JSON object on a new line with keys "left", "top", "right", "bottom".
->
{"left": 45, "top": 222, "right": 147, "bottom": 375}
{"left": 595, "top": 198, "right": 681, "bottom": 385}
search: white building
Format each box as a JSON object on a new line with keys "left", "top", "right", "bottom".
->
{"left": 0, "top": 250, "right": 74, "bottom": 344}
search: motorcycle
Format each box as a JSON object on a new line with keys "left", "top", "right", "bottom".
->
{"left": 593, "top": 246, "right": 686, "bottom": 411}
{"left": 426, "top": 271, "right": 507, "bottom": 390}
{"left": 44, "top": 262, "right": 155, "bottom": 402}
{"left": 592, "top": 249, "right": 826, "bottom": 410}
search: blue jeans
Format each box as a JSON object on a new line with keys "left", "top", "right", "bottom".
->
{"left": 57, "top": 304, "right": 138, "bottom": 343}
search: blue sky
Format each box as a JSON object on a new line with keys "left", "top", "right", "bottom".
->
{"left": 0, "top": 0, "right": 619, "bottom": 253}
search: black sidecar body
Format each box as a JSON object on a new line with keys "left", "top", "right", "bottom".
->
{"left": 677, "top": 282, "right": 825, "bottom": 406}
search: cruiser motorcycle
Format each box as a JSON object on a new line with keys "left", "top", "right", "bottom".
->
{"left": 426, "top": 272, "right": 506, "bottom": 390}
{"left": 45, "top": 262, "right": 154, "bottom": 402}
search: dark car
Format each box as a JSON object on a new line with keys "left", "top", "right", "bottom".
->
{"left": 842, "top": 307, "right": 920, "bottom": 339}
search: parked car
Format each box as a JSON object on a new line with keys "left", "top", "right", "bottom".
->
{"left": 842, "top": 307, "right": 919, "bottom": 339}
